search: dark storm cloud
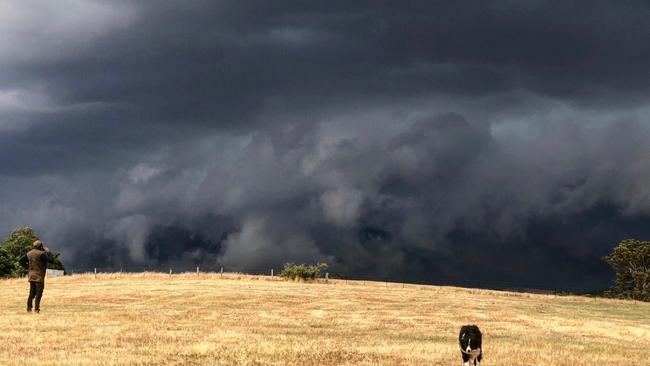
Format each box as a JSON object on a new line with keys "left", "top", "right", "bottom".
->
{"left": 1, "top": 1, "right": 650, "bottom": 290}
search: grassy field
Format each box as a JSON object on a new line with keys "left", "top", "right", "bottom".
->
{"left": 0, "top": 273, "right": 648, "bottom": 365}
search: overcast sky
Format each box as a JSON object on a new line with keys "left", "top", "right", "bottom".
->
{"left": 1, "top": 1, "right": 649, "bottom": 290}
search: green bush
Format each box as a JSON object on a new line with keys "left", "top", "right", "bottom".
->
{"left": 279, "top": 262, "right": 328, "bottom": 281}
{"left": 2, "top": 227, "right": 38, "bottom": 260}
{"left": 0, "top": 248, "right": 14, "bottom": 277}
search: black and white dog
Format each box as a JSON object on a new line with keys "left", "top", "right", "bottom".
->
{"left": 459, "top": 325, "right": 482, "bottom": 366}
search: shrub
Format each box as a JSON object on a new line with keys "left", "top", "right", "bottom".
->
{"left": 279, "top": 262, "right": 328, "bottom": 281}
{"left": 0, "top": 248, "right": 14, "bottom": 277}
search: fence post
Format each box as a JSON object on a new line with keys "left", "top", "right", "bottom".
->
{"left": 220, "top": 267, "right": 223, "bottom": 278}
{"left": 94, "top": 268, "right": 97, "bottom": 279}
{"left": 196, "top": 266, "right": 199, "bottom": 276}
{"left": 325, "top": 272, "right": 329, "bottom": 283}
{"left": 169, "top": 268, "right": 172, "bottom": 277}
{"left": 271, "top": 269, "right": 274, "bottom": 278}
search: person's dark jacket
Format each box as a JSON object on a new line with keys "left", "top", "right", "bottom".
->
{"left": 19, "top": 249, "right": 52, "bottom": 283}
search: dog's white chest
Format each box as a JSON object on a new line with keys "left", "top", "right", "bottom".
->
{"left": 463, "top": 348, "right": 481, "bottom": 366}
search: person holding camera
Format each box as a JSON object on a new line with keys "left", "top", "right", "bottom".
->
{"left": 19, "top": 240, "right": 53, "bottom": 313}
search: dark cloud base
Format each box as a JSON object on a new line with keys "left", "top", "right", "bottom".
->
{"left": 73, "top": 204, "right": 647, "bottom": 292}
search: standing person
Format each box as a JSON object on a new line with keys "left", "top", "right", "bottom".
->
{"left": 19, "top": 240, "right": 53, "bottom": 313}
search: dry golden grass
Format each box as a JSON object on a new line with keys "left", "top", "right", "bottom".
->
{"left": 1, "top": 273, "right": 648, "bottom": 365}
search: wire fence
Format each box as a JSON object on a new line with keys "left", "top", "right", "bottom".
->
{"left": 58, "top": 265, "right": 610, "bottom": 294}
{"left": 66, "top": 265, "right": 278, "bottom": 277}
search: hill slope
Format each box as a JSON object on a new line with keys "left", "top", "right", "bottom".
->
{"left": 1, "top": 273, "right": 648, "bottom": 365}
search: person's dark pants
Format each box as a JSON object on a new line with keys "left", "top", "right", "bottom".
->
{"left": 27, "top": 281, "right": 45, "bottom": 312}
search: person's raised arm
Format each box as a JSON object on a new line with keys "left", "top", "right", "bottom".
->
{"left": 19, "top": 254, "right": 28, "bottom": 269}
{"left": 41, "top": 247, "right": 53, "bottom": 263}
